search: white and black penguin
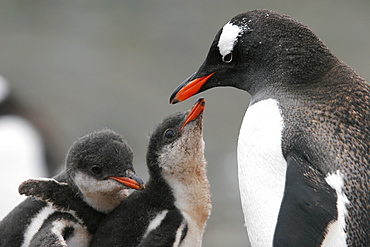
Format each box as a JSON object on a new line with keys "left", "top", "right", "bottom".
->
{"left": 90, "top": 98, "right": 211, "bottom": 247}
{"left": 0, "top": 129, "right": 144, "bottom": 247}
{"left": 170, "top": 10, "right": 370, "bottom": 247}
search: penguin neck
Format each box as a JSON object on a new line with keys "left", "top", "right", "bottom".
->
{"left": 160, "top": 159, "right": 211, "bottom": 231}
{"left": 144, "top": 175, "right": 176, "bottom": 206}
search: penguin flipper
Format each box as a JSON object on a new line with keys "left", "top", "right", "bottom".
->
{"left": 29, "top": 212, "right": 90, "bottom": 247}
{"left": 19, "top": 178, "right": 74, "bottom": 211}
{"left": 138, "top": 209, "right": 188, "bottom": 247}
{"left": 29, "top": 219, "right": 69, "bottom": 247}
{"left": 19, "top": 178, "right": 105, "bottom": 233}
{"left": 273, "top": 152, "right": 337, "bottom": 247}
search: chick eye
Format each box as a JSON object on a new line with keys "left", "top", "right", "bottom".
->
{"left": 222, "top": 52, "right": 233, "bottom": 63}
{"left": 164, "top": 129, "right": 175, "bottom": 138}
{"left": 91, "top": 166, "right": 102, "bottom": 175}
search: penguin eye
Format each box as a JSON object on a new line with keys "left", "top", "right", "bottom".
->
{"left": 164, "top": 129, "right": 175, "bottom": 139}
{"left": 222, "top": 53, "right": 233, "bottom": 63}
{"left": 91, "top": 166, "right": 102, "bottom": 175}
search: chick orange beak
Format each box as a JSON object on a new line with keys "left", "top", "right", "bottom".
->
{"left": 180, "top": 98, "right": 205, "bottom": 131}
{"left": 108, "top": 170, "right": 145, "bottom": 190}
{"left": 170, "top": 73, "right": 214, "bottom": 104}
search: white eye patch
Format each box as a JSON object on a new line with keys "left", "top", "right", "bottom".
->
{"left": 217, "top": 22, "right": 241, "bottom": 59}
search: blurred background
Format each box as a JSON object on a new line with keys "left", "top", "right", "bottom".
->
{"left": 0, "top": 0, "right": 369, "bottom": 246}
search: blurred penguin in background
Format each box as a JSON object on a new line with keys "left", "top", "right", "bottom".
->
{"left": 0, "top": 75, "right": 63, "bottom": 219}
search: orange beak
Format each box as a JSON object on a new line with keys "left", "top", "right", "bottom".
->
{"left": 108, "top": 170, "right": 145, "bottom": 190}
{"left": 170, "top": 73, "right": 214, "bottom": 104}
{"left": 180, "top": 98, "right": 206, "bottom": 132}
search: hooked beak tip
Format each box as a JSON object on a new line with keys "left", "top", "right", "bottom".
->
{"left": 170, "top": 99, "right": 179, "bottom": 104}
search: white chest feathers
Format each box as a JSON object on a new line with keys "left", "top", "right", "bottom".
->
{"left": 237, "top": 98, "right": 287, "bottom": 247}
{"left": 322, "top": 171, "right": 349, "bottom": 247}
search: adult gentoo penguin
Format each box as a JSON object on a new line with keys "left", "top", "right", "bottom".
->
{"left": 170, "top": 10, "right": 369, "bottom": 247}
{"left": 90, "top": 98, "right": 211, "bottom": 247}
{"left": 0, "top": 129, "right": 144, "bottom": 247}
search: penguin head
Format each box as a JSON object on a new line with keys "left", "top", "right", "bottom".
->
{"left": 147, "top": 98, "right": 206, "bottom": 181}
{"left": 170, "top": 9, "right": 335, "bottom": 103}
{"left": 66, "top": 129, "right": 144, "bottom": 213}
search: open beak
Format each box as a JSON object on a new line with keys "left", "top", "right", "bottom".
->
{"left": 108, "top": 170, "right": 145, "bottom": 190}
{"left": 180, "top": 98, "right": 206, "bottom": 132}
{"left": 170, "top": 73, "right": 214, "bottom": 104}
